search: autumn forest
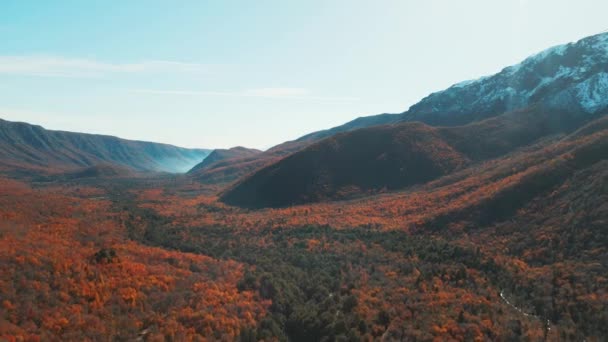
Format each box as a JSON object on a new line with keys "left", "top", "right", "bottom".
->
{"left": 1, "top": 22, "right": 608, "bottom": 342}
{"left": 1, "top": 110, "right": 607, "bottom": 341}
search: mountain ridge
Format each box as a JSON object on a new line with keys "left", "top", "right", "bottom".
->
{"left": 188, "top": 146, "right": 262, "bottom": 174}
{"left": 287, "top": 32, "right": 608, "bottom": 141}
{"left": 0, "top": 118, "right": 210, "bottom": 174}
{"left": 220, "top": 105, "right": 604, "bottom": 208}
{"left": 220, "top": 31, "right": 608, "bottom": 208}
{"left": 194, "top": 32, "right": 608, "bottom": 186}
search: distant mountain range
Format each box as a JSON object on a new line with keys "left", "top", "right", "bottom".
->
{"left": 0, "top": 119, "right": 210, "bottom": 174}
{"left": 220, "top": 32, "right": 608, "bottom": 207}
{"left": 2, "top": 32, "right": 606, "bottom": 202}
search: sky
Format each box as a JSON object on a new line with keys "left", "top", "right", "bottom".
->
{"left": 0, "top": 0, "right": 607, "bottom": 149}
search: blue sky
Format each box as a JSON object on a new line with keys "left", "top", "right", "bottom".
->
{"left": 1, "top": 0, "right": 607, "bottom": 149}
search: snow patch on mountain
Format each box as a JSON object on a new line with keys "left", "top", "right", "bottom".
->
{"left": 504, "top": 43, "right": 570, "bottom": 77}
{"left": 587, "top": 32, "right": 608, "bottom": 50}
{"left": 576, "top": 72, "right": 608, "bottom": 113}
{"left": 449, "top": 41, "right": 573, "bottom": 92}
{"left": 416, "top": 32, "right": 608, "bottom": 121}
{"left": 526, "top": 65, "right": 577, "bottom": 96}
{"left": 452, "top": 75, "right": 490, "bottom": 89}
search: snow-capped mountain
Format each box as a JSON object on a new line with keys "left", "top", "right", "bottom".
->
{"left": 291, "top": 32, "right": 608, "bottom": 141}
{"left": 405, "top": 32, "right": 608, "bottom": 125}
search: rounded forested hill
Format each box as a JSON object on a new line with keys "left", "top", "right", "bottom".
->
{"left": 220, "top": 122, "right": 468, "bottom": 208}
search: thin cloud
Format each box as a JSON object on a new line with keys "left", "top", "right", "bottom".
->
{"left": 132, "top": 88, "right": 359, "bottom": 102}
{"left": 0, "top": 56, "right": 207, "bottom": 78}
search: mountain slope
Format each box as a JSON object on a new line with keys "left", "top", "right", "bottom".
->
{"left": 195, "top": 32, "right": 608, "bottom": 186}
{"left": 63, "top": 163, "right": 134, "bottom": 179}
{"left": 222, "top": 122, "right": 467, "bottom": 208}
{"left": 280, "top": 32, "right": 608, "bottom": 142}
{"left": 405, "top": 32, "right": 608, "bottom": 125}
{"left": 221, "top": 106, "right": 603, "bottom": 208}
{"left": 0, "top": 119, "right": 210, "bottom": 173}
{"left": 188, "top": 146, "right": 261, "bottom": 174}
{"left": 188, "top": 142, "right": 307, "bottom": 184}
{"left": 289, "top": 113, "right": 403, "bottom": 144}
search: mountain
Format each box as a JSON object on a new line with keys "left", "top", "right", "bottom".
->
{"left": 0, "top": 119, "right": 210, "bottom": 174}
{"left": 197, "top": 32, "right": 608, "bottom": 187}
{"left": 221, "top": 105, "right": 602, "bottom": 208}
{"left": 63, "top": 163, "right": 134, "bottom": 179}
{"left": 188, "top": 119, "right": 408, "bottom": 185}
{"left": 220, "top": 32, "right": 608, "bottom": 208}
{"left": 221, "top": 122, "right": 467, "bottom": 208}
{"left": 290, "top": 113, "right": 403, "bottom": 144}
{"left": 286, "top": 32, "right": 608, "bottom": 140}
{"left": 404, "top": 32, "right": 608, "bottom": 125}
{"left": 188, "top": 146, "right": 261, "bottom": 174}
{"left": 188, "top": 142, "right": 308, "bottom": 184}
{"left": 187, "top": 156, "right": 278, "bottom": 184}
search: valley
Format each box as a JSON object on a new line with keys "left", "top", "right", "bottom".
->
{"left": 1, "top": 30, "right": 607, "bottom": 341}
{"left": 1, "top": 112, "right": 606, "bottom": 340}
